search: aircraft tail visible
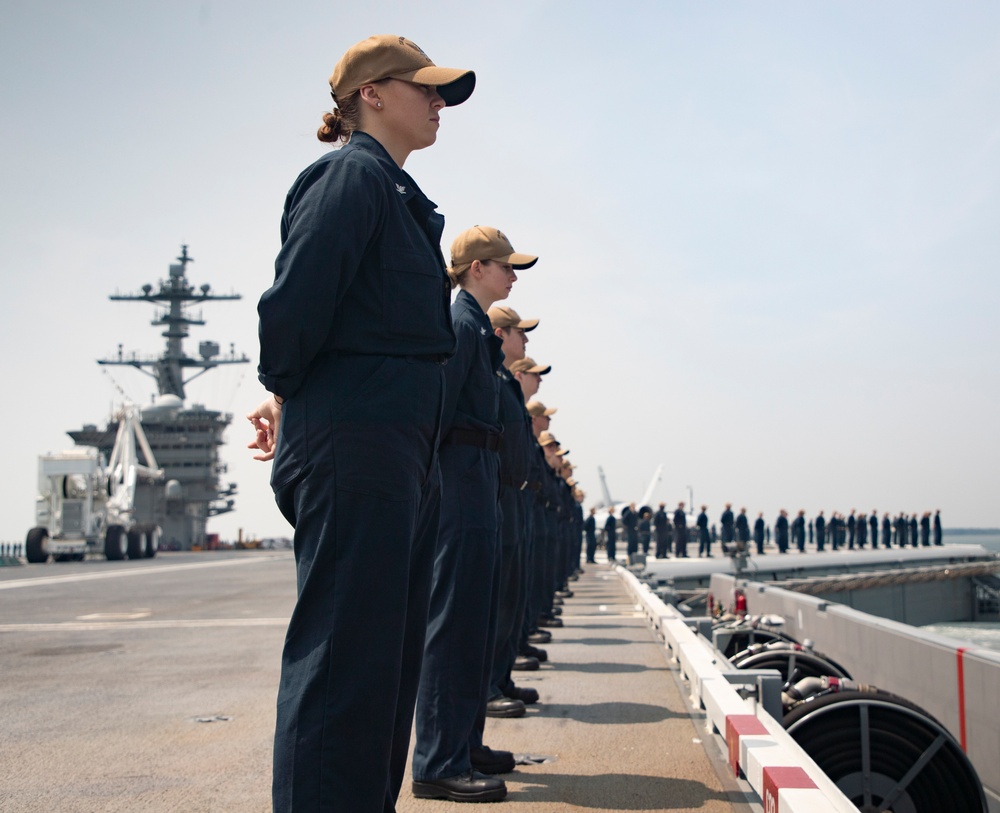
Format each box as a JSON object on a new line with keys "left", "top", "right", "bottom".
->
{"left": 639, "top": 464, "right": 664, "bottom": 508}
{"left": 597, "top": 465, "right": 614, "bottom": 508}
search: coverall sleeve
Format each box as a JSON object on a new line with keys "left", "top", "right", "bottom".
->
{"left": 257, "top": 158, "right": 383, "bottom": 399}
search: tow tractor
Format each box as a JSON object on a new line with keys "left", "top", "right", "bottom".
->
{"left": 25, "top": 404, "right": 164, "bottom": 563}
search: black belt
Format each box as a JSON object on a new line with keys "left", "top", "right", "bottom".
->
{"left": 405, "top": 353, "right": 449, "bottom": 365}
{"left": 444, "top": 427, "right": 503, "bottom": 451}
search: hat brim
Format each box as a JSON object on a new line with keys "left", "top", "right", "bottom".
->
{"left": 392, "top": 66, "right": 476, "bottom": 106}
{"left": 503, "top": 253, "right": 538, "bottom": 270}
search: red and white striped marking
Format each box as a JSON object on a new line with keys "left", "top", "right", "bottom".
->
{"left": 762, "top": 766, "right": 816, "bottom": 813}
{"left": 725, "top": 713, "right": 846, "bottom": 813}
{"left": 725, "top": 714, "right": 769, "bottom": 776}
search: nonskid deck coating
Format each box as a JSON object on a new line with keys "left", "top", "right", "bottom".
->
{"left": 398, "top": 561, "right": 746, "bottom": 812}
{"left": 0, "top": 551, "right": 746, "bottom": 812}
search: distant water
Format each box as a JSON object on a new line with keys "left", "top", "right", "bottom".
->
{"left": 921, "top": 531, "right": 1000, "bottom": 653}
{"left": 942, "top": 529, "right": 1000, "bottom": 553}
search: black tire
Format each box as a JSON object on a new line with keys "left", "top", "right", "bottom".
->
{"left": 25, "top": 527, "right": 49, "bottom": 564}
{"left": 784, "top": 689, "right": 986, "bottom": 812}
{"left": 126, "top": 529, "right": 145, "bottom": 560}
{"left": 144, "top": 527, "right": 159, "bottom": 559}
{"left": 105, "top": 525, "right": 127, "bottom": 561}
{"left": 731, "top": 648, "right": 852, "bottom": 682}
{"left": 721, "top": 629, "right": 796, "bottom": 659}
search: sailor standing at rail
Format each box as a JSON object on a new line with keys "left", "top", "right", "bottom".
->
{"left": 638, "top": 509, "right": 652, "bottom": 555}
{"left": 248, "top": 34, "right": 476, "bottom": 813}
{"left": 815, "top": 511, "right": 826, "bottom": 552}
{"left": 775, "top": 510, "right": 790, "bottom": 553}
{"left": 511, "top": 358, "right": 557, "bottom": 632}
{"left": 696, "top": 505, "right": 709, "bottom": 558}
{"left": 584, "top": 507, "right": 598, "bottom": 563}
{"left": 604, "top": 506, "right": 618, "bottom": 562}
{"left": 522, "top": 398, "right": 556, "bottom": 652}
{"left": 933, "top": 510, "right": 942, "bottom": 545}
{"left": 411, "top": 226, "right": 536, "bottom": 802}
{"left": 856, "top": 511, "right": 867, "bottom": 549}
{"left": 909, "top": 513, "right": 919, "bottom": 548}
{"left": 719, "top": 503, "right": 734, "bottom": 555}
{"left": 486, "top": 302, "right": 543, "bottom": 716}
{"left": 920, "top": 512, "right": 931, "bottom": 546}
{"left": 882, "top": 513, "right": 892, "bottom": 549}
{"left": 792, "top": 510, "right": 806, "bottom": 553}
{"left": 654, "top": 502, "right": 670, "bottom": 558}
{"left": 753, "top": 512, "right": 766, "bottom": 555}
{"left": 624, "top": 502, "right": 640, "bottom": 557}
{"left": 735, "top": 507, "right": 750, "bottom": 555}
{"left": 869, "top": 510, "right": 879, "bottom": 548}
{"left": 673, "top": 502, "right": 689, "bottom": 558}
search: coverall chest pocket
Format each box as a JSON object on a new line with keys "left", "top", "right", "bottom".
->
{"left": 381, "top": 248, "right": 445, "bottom": 339}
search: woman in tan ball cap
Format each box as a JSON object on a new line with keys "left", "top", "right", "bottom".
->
{"left": 248, "top": 35, "right": 474, "bottom": 813}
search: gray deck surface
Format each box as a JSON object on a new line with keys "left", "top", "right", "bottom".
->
{"left": 0, "top": 551, "right": 745, "bottom": 812}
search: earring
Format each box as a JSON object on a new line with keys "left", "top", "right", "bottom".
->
{"left": 376, "top": 101, "right": 382, "bottom": 108}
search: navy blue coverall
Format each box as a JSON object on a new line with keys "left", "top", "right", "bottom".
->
{"left": 413, "top": 289, "right": 503, "bottom": 782}
{"left": 488, "top": 367, "right": 532, "bottom": 702}
{"left": 792, "top": 515, "right": 806, "bottom": 552}
{"left": 775, "top": 515, "right": 790, "bottom": 553}
{"left": 604, "top": 514, "right": 617, "bottom": 561}
{"left": 258, "top": 132, "right": 454, "bottom": 813}
{"left": 673, "top": 508, "right": 688, "bottom": 557}
{"left": 719, "top": 508, "right": 734, "bottom": 549}
{"left": 753, "top": 516, "right": 766, "bottom": 554}
{"left": 735, "top": 511, "right": 750, "bottom": 553}
{"left": 584, "top": 513, "right": 597, "bottom": 563}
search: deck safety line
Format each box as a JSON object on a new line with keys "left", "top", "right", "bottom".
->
{"left": 957, "top": 646, "right": 968, "bottom": 751}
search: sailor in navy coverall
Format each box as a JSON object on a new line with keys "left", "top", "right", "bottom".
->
{"left": 248, "top": 46, "right": 471, "bottom": 813}
{"left": 249, "top": 35, "right": 475, "bottom": 813}
{"left": 604, "top": 509, "right": 617, "bottom": 561}
{"left": 487, "top": 306, "right": 542, "bottom": 713}
{"left": 412, "top": 227, "right": 536, "bottom": 802}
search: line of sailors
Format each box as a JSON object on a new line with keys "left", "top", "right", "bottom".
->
{"left": 777, "top": 508, "right": 944, "bottom": 553}
{"left": 586, "top": 502, "right": 944, "bottom": 558}
{"left": 409, "top": 226, "right": 585, "bottom": 802}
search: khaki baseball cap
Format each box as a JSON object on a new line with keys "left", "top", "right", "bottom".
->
{"left": 525, "top": 400, "right": 557, "bottom": 417}
{"left": 538, "top": 430, "right": 559, "bottom": 447}
{"left": 449, "top": 226, "right": 538, "bottom": 273}
{"left": 330, "top": 35, "right": 476, "bottom": 107}
{"left": 488, "top": 305, "right": 539, "bottom": 332}
{"left": 509, "top": 356, "right": 550, "bottom": 375}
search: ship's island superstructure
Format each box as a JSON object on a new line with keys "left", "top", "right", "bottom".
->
{"left": 67, "top": 246, "right": 248, "bottom": 550}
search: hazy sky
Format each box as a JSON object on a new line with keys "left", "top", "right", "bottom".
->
{"left": 3, "top": 1, "right": 999, "bottom": 545}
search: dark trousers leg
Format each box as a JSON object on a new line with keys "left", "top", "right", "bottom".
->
{"left": 489, "top": 541, "right": 522, "bottom": 699}
{"left": 270, "top": 357, "right": 442, "bottom": 813}
{"left": 412, "top": 447, "right": 500, "bottom": 781}
{"left": 489, "top": 485, "right": 522, "bottom": 699}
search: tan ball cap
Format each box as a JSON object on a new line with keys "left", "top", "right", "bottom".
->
{"left": 538, "top": 430, "right": 559, "bottom": 447}
{"left": 488, "top": 305, "right": 539, "bottom": 332}
{"left": 450, "top": 226, "right": 538, "bottom": 272}
{"left": 330, "top": 35, "right": 476, "bottom": 107}
{"left": 525, "top": 400, "right": 557, "bottom": 417}
{"left": 509, "top": 357, "right": 551, "bottom": 375}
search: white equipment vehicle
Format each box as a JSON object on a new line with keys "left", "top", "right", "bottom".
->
{"left": 26, "top": 404, "right": 164, "bottom": 563}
